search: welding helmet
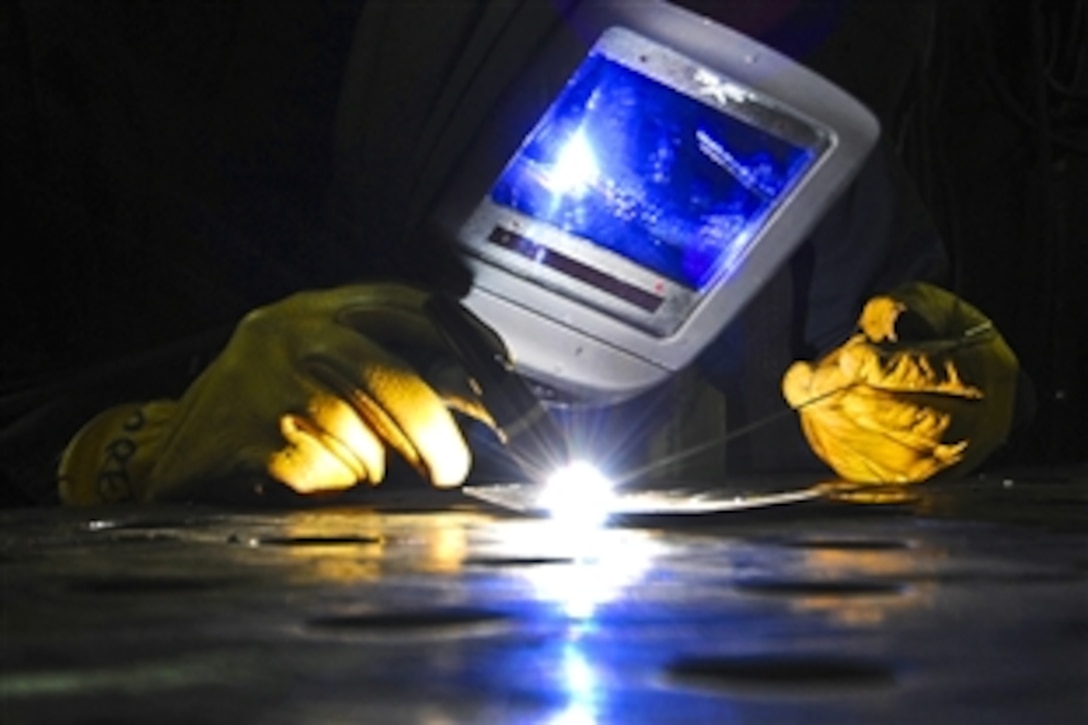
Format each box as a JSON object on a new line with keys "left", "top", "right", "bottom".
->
{"left": 347, "top": 0, "right": 879, "bottom": 405}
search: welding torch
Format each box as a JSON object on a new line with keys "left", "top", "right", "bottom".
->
{"left": 424, "top": 294, "right": 571, "bottom": 484}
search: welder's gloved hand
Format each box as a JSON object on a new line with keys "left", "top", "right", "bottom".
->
{"left": 58, "top": 284, "right": 500, "bottom": 505}
{"left": 781, "top": 282, "right": 1019, "bottom": 484}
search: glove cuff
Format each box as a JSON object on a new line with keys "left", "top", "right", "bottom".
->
{"left": 57, "top": 401, "right": 178, "bottom": 506}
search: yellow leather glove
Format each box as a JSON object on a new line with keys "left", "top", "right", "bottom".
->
{"left": 58, "top": 284, "right": 498, "bottom": 505}
{"left": 781, "top": 282, "right": 1019, "bottom": 483}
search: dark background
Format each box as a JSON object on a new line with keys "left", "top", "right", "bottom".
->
{"left": 1, "top": 0, "right": 1085, "bottom": 467}
{"left": 897, "top": 0, "right": 1087, "bottom": 465}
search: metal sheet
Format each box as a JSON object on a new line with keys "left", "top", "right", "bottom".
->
{"left": 463, "top": 481, "right": 823, "bottom": 514}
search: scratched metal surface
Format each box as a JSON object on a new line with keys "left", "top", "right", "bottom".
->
{"left": 1, "top": 469, "right": 1086, "bottom": 724}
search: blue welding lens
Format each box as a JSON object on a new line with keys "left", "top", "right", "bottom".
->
{"left": 489, "top": 53, "right": 818, "bottom": 290}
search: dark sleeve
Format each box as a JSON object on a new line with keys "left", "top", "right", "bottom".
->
{"left": 763, "top": 0, "right": 951, "bottom": 354}
{"left": 796, "top": 144, "right": 949, "bottom": 355}
{"left": 1, "top": 329, "right": 231, "bottom": 505}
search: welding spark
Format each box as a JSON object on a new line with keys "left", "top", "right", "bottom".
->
{"left": 538, "top": 460, "right": 616, "bottom": 527}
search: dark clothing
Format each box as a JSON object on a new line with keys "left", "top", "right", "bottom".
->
{"left": 1, "top": 0, "right": 944, "bottom": 503}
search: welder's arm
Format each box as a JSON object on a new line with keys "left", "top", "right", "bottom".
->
{"left": 57, "top": 284, "right": 500, "bottom": 505}
{"left": 781, "top": 282, "right": 1020, "bottom": 483}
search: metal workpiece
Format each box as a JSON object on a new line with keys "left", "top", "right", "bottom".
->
{"left": 0, "top": 470, "right": 1086, "bottom": 723}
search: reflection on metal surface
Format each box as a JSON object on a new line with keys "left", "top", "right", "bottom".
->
{"left": 539, "top": 548, "right": 655, "bottom": 619}
{"left": 736, "top": 577, "right": 930, "bottom": 628}
{"left": 0, "top": 655, "right": 251, "bottom": 697}
{"left": 484, "top": 521, "right": 662, "bottom": 619}
{"left": 819, "top": 481, "right": 921, "bottom": 505}
{"left": 270, "top": 511, "right": 489, "bottom": 583}
{"left": 743, "top": 533, "right": 937, "bottom": 627}
{"left": 548, "top": 642, "right": 602, "bottom": 725}
{"left": 274, "top": 511, "right": 386, "bottom": 584}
